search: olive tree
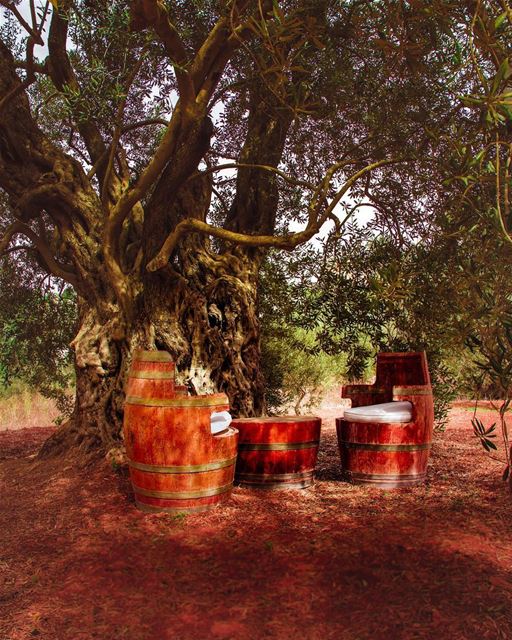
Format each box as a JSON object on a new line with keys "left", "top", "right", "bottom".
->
{"left": 0, "top": 0, "right": 462, "bottom": 453}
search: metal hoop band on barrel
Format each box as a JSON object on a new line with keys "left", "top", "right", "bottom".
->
{"left": 236, "top": 474, "right": 314, "bottom": 490}
{"left": 128, "top": 457, "right": 237, "bottom": 474}
{"left": 128, "top": 370, "right": 175, "bottom": 380}
{"left": 132, "top": 483, "right": 233, "bottom": 500}
{"left": 393, "top": 386, "right": 432, "bottom": 396}
{"left": 125, "top": 395, "right": 227, "bottom": 408}
{"left": 339, "top": 442, "right": 431, "bottom": 452}
{"left": 132, "top": 350, "right": 173, "bottom": 362}
{"left": 238, "top": 440, "right": 319, "bottom": 452}
{"left": 345, "top": 471, "right": 426, "bottom": 486}
{"left": 236, "top": 470, "right": 313, "bottom": 482}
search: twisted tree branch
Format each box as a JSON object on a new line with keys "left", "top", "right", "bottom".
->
{"left": 146, "top": 156, "right": 409, "bottom": 271}
{"left": 0, "top": 221, "right": 78, "bottom": 287}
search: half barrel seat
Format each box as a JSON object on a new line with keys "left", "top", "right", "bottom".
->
{"left": 232, "top": 416, "right": 322, "bottom": 489}
{"left": 336, "top": 352, "right": 434, "bottom": 488}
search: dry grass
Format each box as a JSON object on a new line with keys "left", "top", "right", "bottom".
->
{"left": 0, "top": 387, "right": 60, "bottom": 431}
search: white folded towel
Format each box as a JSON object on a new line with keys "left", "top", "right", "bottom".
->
{"left": 343, "top": 401, "right": 413, "bottom": 424}
{"left": 210, "top": 410, "right": 232, "bottom": 434}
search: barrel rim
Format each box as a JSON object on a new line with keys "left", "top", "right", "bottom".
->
{"left": 347, "top": 471, "right": 427, "bottom": 480}
{"left": 336, "top": 418, "right": 414, "bottom": 428}
{"left": 231, "top": 416, "right": 321, "bottom": 424}
{"left": 236, "top": 478, "right": 314, "bottom": 490}
{"left": 344, "top": 470, "right": 427, "bottom": 488}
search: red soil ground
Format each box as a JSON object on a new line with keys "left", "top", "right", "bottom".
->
{"left": 1, "top": 405, "right": 511, "bottom": 640}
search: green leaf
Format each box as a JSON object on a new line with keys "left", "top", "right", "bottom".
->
{"left": 469, "top": 149, "right": 486, "bottom": 167}
{"left": 495, "top": 12, "right": 508, "bottom": 30}
{"left": 272, "top": 0, "right": 284, "bottom": 23}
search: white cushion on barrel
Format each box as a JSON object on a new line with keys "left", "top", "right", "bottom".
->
{"left": 210, "top": 410, "right": 232, "bottom": 434}
{"left": 343, "top": 401, "right": 413, "bottom": 424}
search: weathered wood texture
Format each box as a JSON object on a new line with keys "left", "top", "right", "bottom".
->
{"left": 123, "top": 351, "right": 238, "bottom": 513}
{"left": 175, "top": 386, "right": 189, "bottom": 397}
{"left": 231, "top": 416, "right": 321, "bottom": 490}
{"left": 338, "top": 352, "right": 434, "bottom": 488}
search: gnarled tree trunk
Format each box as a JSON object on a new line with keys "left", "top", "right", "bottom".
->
{"left": 39, "top": 240, "right": 265, "bottom": 457}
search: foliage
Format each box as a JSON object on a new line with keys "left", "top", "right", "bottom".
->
{"left": 262, "top": 327, "right": 345, "bottom": 415}
{"left": 467, "top": 310, "right": 512, "bottom": 487}
{"left": 264, "top": 230, "right": 466, "bottom": 430}
{"left": 0, "top": 257, "right": 76, "bottom": 416}
{"left": 259, "top": 246, "right": 349, "bottom": 414}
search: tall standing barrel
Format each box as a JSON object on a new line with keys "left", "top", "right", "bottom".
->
{"left": 232, "top": 416, "right": 321, "bottom": 489}
{"left": 123, "top": 352, "right": 237, "bottom": 513}
{"left": 336, "top": 386, "right": 434, "bottom": 488}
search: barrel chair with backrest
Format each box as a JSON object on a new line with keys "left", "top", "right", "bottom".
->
{"left": 336, "top": 351, "right": 434, "bottom": 488}
{"left": 123, "top": 350, "right": 238, "bottom": 513}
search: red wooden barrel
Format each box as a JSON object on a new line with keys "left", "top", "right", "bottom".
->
{"left": 126, "top": 350, "right": 175, "bottom": 399}
{"left": 232, "top": 416, "right": 321, "bottom": 489}
{"left": 336, "top": 387, "right": 434, "bottom": 488}
{"left": 124, "top": 386, "right": 238, "bottom": 513}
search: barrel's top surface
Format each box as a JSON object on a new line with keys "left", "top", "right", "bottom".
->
{"left": 232, "top": 416, "right": 321, "bottom": 423}
{"left": 343, "top": 401, "right": 413, "bottom": 424}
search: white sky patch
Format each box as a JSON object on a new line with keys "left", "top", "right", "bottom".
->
{"left": 1, "top": 1, "right": 51, "bottom": 57}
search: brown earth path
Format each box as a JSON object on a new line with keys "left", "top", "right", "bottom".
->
{"left": 0, "top": 405, "right": 511, "bottom": 640}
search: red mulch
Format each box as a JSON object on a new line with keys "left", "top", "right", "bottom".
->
{"left": 1, "top": 408, "right": 511, "bottom": 640}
